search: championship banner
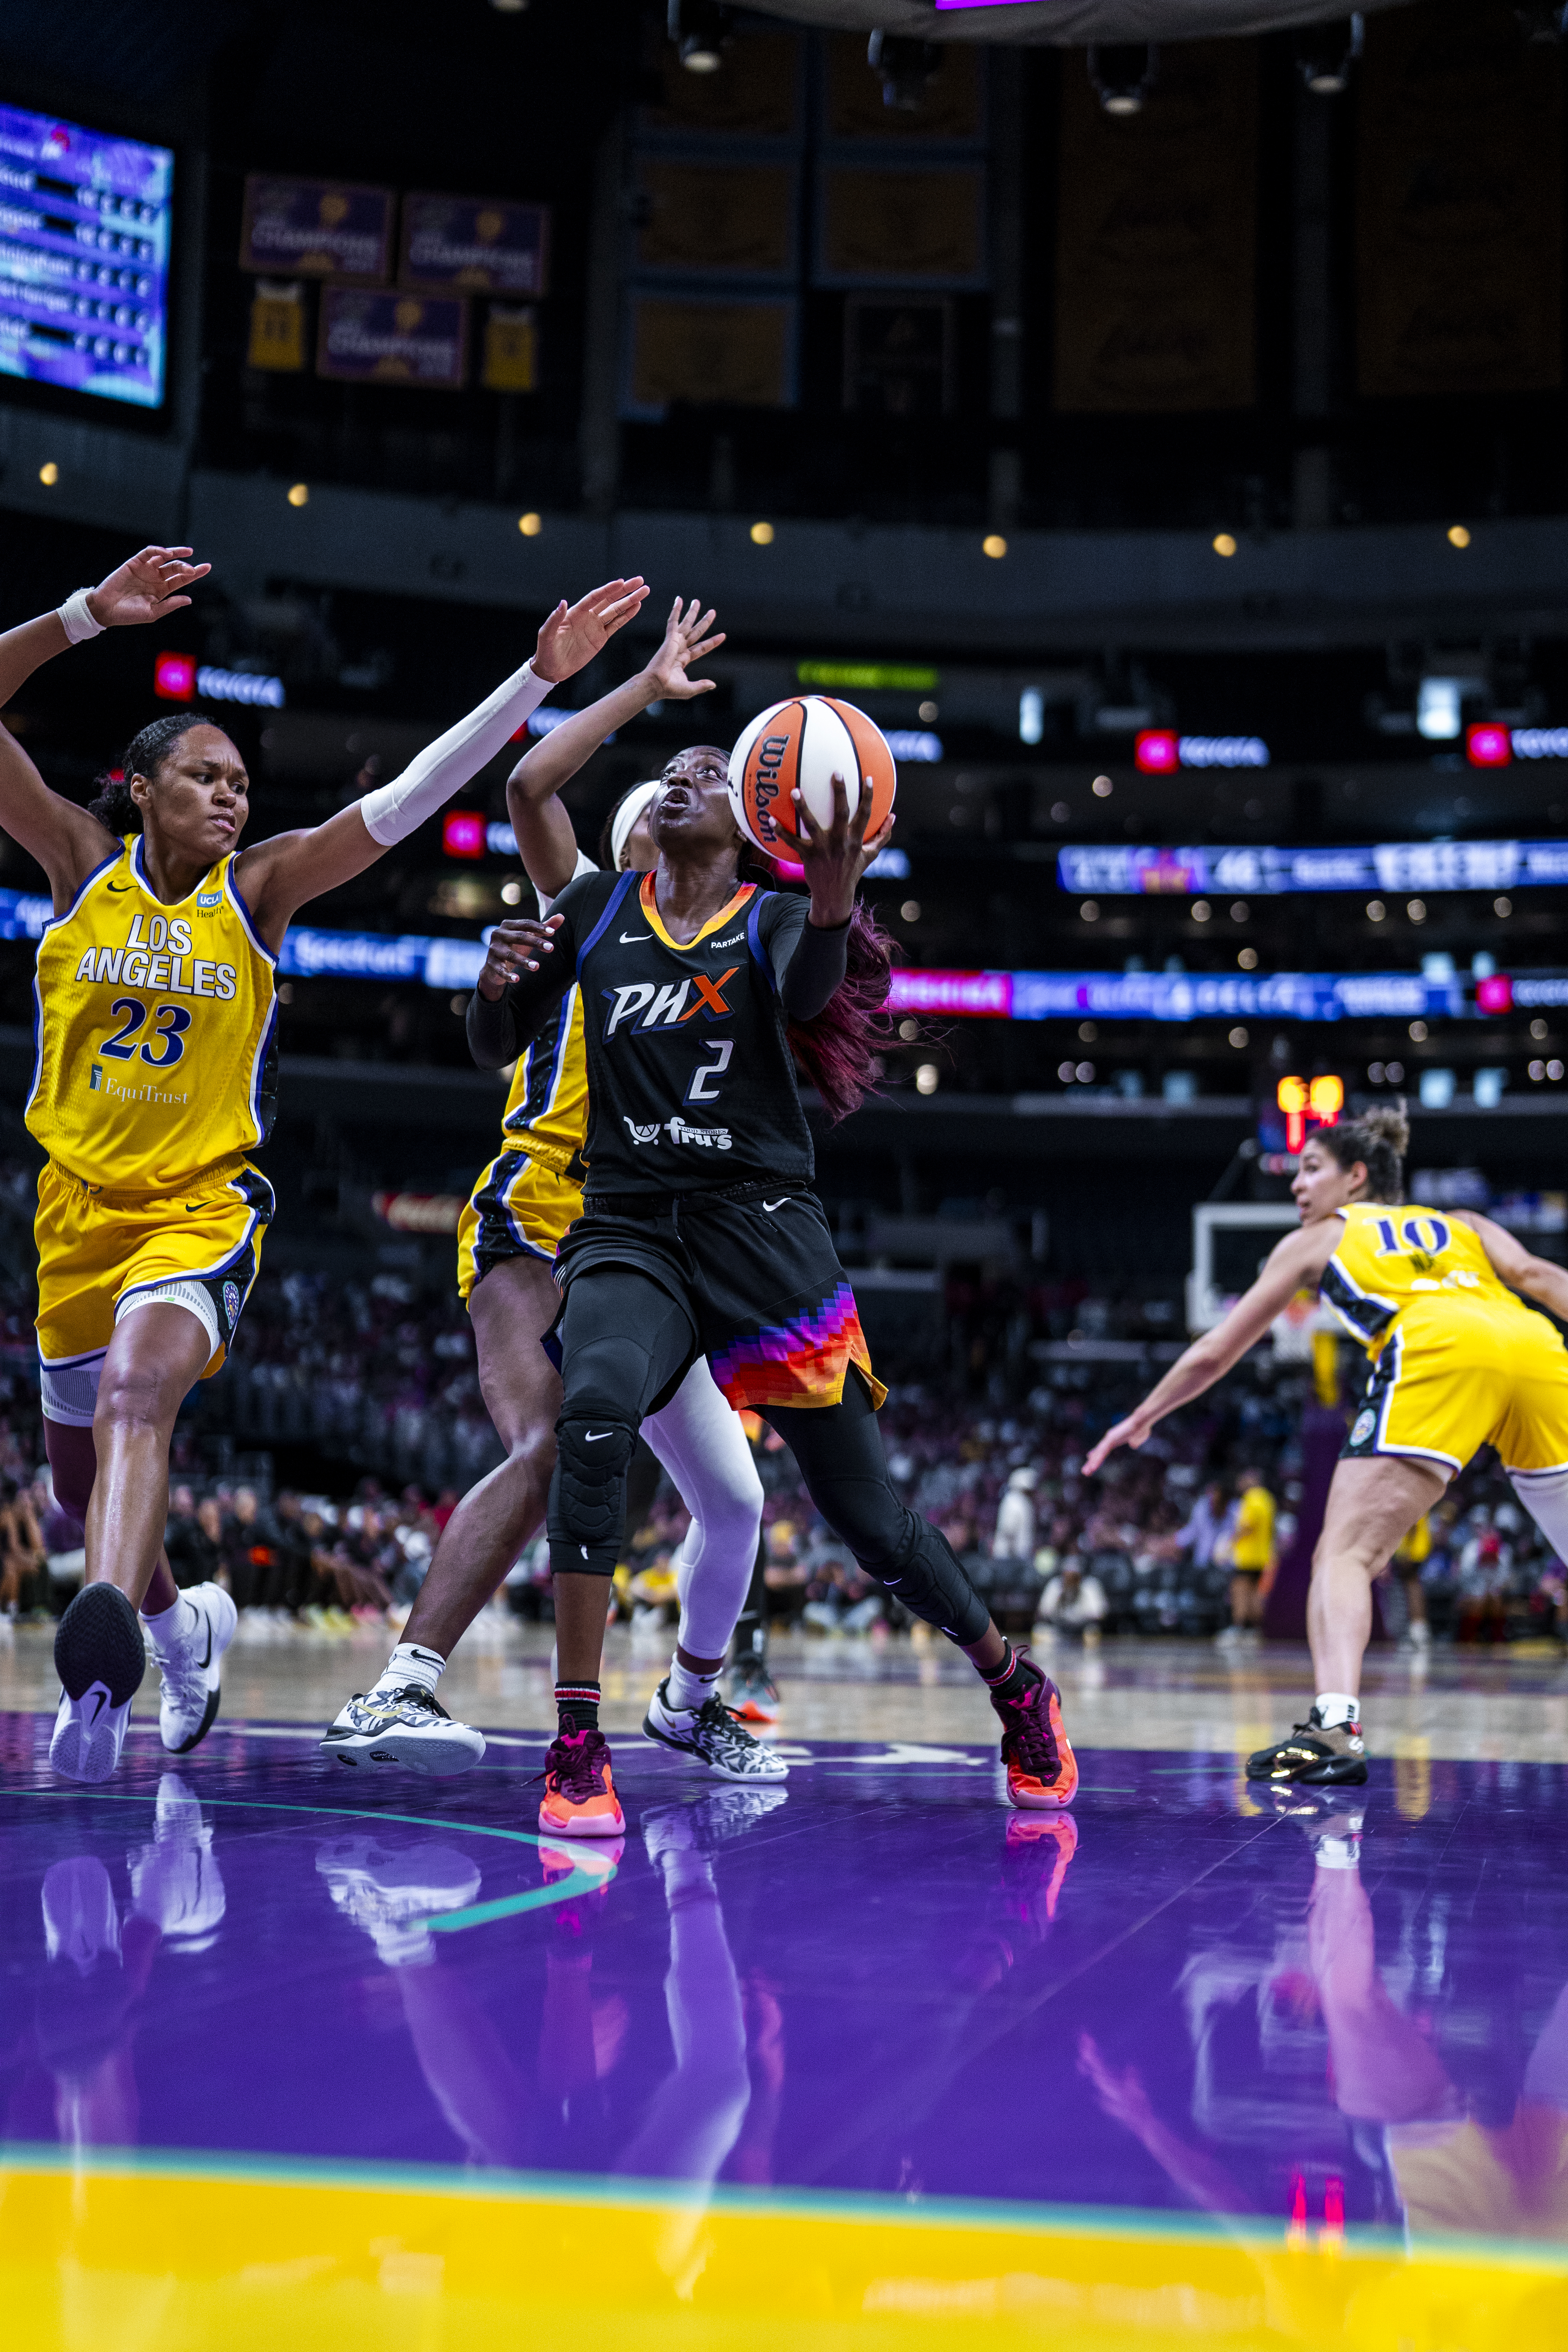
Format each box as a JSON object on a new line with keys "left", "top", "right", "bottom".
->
{"left": 1357, "top": 0, "right": 1561, "bottom": 399}
{"left": 247, "top": 281, "right": 305, "bottom": 373}
{"left": 317, "top": 290, "right": 467, "bottom": 388}
{"left": 482, "top": 304, "right": 537, "bottom": 392}
{"left": 399, "top": 194, "right": 551, "bottom": 298}
{"left": 625, "top": 296, "right": 794, "bottom": 417}
{"left": 1055, "top": 41, "right": 1257, "bottom": 413}
{"left": 240, "top": 176, "right": 394, "bottom": 285}
{"left": 824, "top": 32, "right": 982, "bottom": 141}
{"left": 635, "top": 161, "right": 795, "bottom": 277}
{"left": 641, "top": 28, "right": 801, "bottom": 137}
{"left": 818, "top": 167, "right": 985, "bottom": 287}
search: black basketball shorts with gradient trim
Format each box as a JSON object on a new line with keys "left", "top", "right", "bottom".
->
{"left": 548, "top": 1188, "right": 886, "bottom": 1417}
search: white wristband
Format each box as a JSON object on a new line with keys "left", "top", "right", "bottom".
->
{"left": 359, "top": 658, "right": 553, "bottom": 848}
{"left": 57, "top": 588, "right": 105, "bottom": 644}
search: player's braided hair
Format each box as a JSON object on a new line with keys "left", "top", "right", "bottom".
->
{"left": 1316, "top": 1102, "right": 1408, "bottom": 1203}
{"left": 87, "top": 714, "right": 208, "bottom": 834}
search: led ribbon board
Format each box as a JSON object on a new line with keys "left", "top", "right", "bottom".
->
{"left": 1059, "top": 840, "right": 1568, "bottom": 897}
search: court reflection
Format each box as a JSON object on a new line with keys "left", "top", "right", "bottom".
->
{"left": 3, "top": 1773, "right": 223, "bottom": 2158}
{"left": 1080, "top": 1794, "right": 1568, "bottom": 2248}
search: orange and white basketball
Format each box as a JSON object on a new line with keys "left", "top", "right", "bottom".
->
{"left": 728, "top": 695, "right": 897, "bottom": 856}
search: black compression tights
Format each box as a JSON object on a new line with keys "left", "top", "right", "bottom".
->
{"left": 548, "top": 1264, "right": 992, "bottom": 1647}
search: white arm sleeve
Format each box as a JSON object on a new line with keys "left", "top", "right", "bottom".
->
{"left": 536, "top": 848, "right": 597, "bottom": 918}
{"left": 358, "top": 659, "right": 553, "bottom": 847}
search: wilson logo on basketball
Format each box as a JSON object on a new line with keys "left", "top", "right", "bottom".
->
{"left": 728, "top": 695, "right": 897, "bottom": 856}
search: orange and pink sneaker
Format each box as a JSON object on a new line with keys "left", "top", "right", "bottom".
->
{"left": 539, "top": 1728, "right": 625, "bottom": 1838}
{"left": 996, "top": 1671, "right": 1079, "bottom": 1812}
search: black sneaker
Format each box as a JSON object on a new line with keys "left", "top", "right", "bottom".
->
{"left": 642, "top": 1679, "right": 788, "bottom": 1782}
{"left": 1247, "top": 1707, "right": 1367, "bottom": 1786}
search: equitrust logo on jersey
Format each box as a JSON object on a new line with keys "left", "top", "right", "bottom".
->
{"left": 89, "top": 1065, "right": 189, "bottom": 1109}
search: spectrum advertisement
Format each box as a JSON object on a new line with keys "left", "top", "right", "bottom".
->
{"left": 1058, "top": 839, "right": 1568, "bottom": 898}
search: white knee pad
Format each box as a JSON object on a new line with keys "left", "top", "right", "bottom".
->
{"left": 39, "top": 1351, "right": 104, "bottom": 1428}
{"left": 1506, "top": 1463, "right": 1568, "bottom": 1560}
{"left": 114, "top": 1279, "right": 221, "bottom": 1359}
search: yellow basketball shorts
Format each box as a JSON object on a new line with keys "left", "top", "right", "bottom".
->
{"left": 1343, "top": 1301, "right": 1568, "bottom": 1476}
{"left": 34, "top": 1156, "right": 273, "bottom": 1418}
{"left": 457, "top": 1148, "right": 583, "bottom": 1305}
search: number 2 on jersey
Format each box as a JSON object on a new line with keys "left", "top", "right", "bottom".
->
{"left": 1373, "top": 1212, "right": 1450, "bottom": 1257}
{"left": 99, "top": 998, "right": 193, "bottom": 1068}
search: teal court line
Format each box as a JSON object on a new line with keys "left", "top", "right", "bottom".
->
{"left": 0, "top": 1785, "right": 611, "bottom": 1931}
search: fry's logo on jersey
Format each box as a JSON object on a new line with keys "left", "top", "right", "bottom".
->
{"left": 623, "top": 1113, "right": 732, "bottom": 1151}
{"left": 603, "top": 969, "right": 739, "bottom": 1037}
{"left": 70, "top": 908, "right": 238, "bottom": 1000}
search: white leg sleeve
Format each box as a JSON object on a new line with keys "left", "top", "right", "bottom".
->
{"left": 39, "top": 1350, "right": 104, "bottom": 1428}
{"left": 1507, "top": 1463, "right": 1568, "bottom": 1561}
{"left": 115, "top": 1279, "right": 221, "bottom": 1359}
{"left": 643, "top": 1359, "right": 763, "bottom": 1661}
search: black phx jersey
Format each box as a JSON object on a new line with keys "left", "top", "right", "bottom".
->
{"left": 524, "top": 867, "right": 812, "bottom": 1198}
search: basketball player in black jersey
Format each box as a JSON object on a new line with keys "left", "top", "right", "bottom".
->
{"left": 469, "top": 748, "right": 1079, "bottom": 1834}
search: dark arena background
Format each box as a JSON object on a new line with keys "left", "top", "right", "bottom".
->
{"left": 0, "top": 2, "right": 1566, "bottom": 2344}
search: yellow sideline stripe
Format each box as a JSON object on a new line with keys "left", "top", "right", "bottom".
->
{"left": 2, "top": 2158, "right": 1566, "bottom": 2349}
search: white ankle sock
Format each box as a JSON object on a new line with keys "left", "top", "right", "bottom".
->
{"left": 666, "top": 1657, "right": 719, "bottom": 1714}
{"left": 1314, "top": 1691, "right": 1359, "bottom": 1729}
{"left": 140, "top": 1594, "right": 192, "bottom": 1655}
{"left": 376, "top": 1643, "right": 446, "bottom": 1699}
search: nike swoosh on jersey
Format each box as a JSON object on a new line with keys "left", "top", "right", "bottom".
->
{"left": 763, "top": 1198, "right": 793, "bottom": 1212}
{"left": 585, "top": 1430, "right": 615, "bottom": 1441}
{"left": 106, "top": 881, "right": 131, "bottom": 892}
{"left": 619, "top": 931, "right": 651, "bottom": 944}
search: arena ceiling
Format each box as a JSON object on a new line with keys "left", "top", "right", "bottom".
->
{"left": 750, "top": 0, "right": 1415, "bottom": 45}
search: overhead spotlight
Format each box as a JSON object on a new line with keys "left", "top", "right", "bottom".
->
{"left": 667, "top": 0, "right": 731, "bottom": 74}
{"left": 867, "top": 30, "right": 942, "bottom": 113}
{"left": 1294, "top": 14, "right": 1363, "bottom": 95}
{"left": 1087, "top": 44, "right": 1158, "bottom": 117}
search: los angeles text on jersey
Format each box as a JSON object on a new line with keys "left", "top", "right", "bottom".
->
{"left": 67, "top": 910, "right": 239, "bottom": 1001}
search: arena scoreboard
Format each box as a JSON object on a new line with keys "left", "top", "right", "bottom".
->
{"left": 0, "top": 105, "right": 172, "bottom": 409}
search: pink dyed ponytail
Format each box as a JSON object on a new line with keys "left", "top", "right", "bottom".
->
{"left": 786, "top": 901, "right": 895, "bottom": 1123}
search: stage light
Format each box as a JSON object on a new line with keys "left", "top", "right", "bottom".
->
{"left": 1134, "top": 730, "right": 1179, "bottom": 773}
{"left": 867, "top": 31, "right": 942, "bottom": 113}
{"left": 668, "top": 0, "right": 731, "bottom": 72}
{"left": 1294, "top": 13, "right": 1363, "bottom": 94}
{"left": 442, "top": 811, "right": 486, "bottom": 860}
{"left": 915, "top": 1062, "right": 939, "bottom": 1094}
{"left": 1229, "top": 1026, "right": 1249, "bottom": 1048}
{"left": 154, "top": 651, "right": 195, "bottom": 702}
{"left": 1408, "top": 1020, "right": 1429, "bottom": 1042}
{"left": 1091, "top": 774, "right": 1113, "bottom": 797}
{"left": 1477, "top": 975, "right": 1514, "bottom": 1014}
{"left": 1367, "top": 900, "right": 1385, "bottom": 920}
{"left": 1212, "top": 532, "right": 1237, "bottom": 557}
{"left": 982, "top": 533, "right": 1007, "bottom": 559}
{"left": 1192, "top": 899, "right": 1212, "bottom": 921}
{"left": 918, "top": 701, "right": 938, "bottom": 722}
{"left": 1308, "top": 1074, "right": 1343, "bottom": 1123}
{"left": 1019, "top": 689, "right": 1044, "bottom": 744}
{"left": 1238, "top": 947, "right": 1259, "bottom": 969}
{"left": 287, "top": 482, "right": 309, "bottom": 507}
{"left": 1532, "top": 1016, "right": 1549, "bottom": 1039}
{"left": 1079, "top": 899, "right": 1099, "bottom": 921}
{"left": 1087, "top": 43, "right": 1158, "bottom": 116}
{"left": 1466, "top": 723, "right": 1512, "bottom": 767}
{"left": 518, "top": 511, "right": 542, "bottom": 536}
{"left": 749, "top": 519, "right": 774, "bottom": 545}
{"left": 37, "top": 461, "right": 58, "bottom": 486}
{"left": 1407, "top": 899, "right": 1427, "bottom": 922}
{"left": 1448, "top": 523, "right": 1471, "bottom": 548}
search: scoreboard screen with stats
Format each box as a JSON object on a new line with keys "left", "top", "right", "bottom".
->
{"left": 0, "top": 105, "right": 172, "bottom": 409}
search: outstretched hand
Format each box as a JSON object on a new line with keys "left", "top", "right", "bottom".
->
{"left": 1082, "top": 1411, "right": 1153, "bottom": 1476}
{"left": 533, "top": 577, "right": 650, "bottom": 684}
{"left": 794, "top": 771, "right": 894, "bottom": 928}
{"left": 477, "top": 914, "right": 563, "bottom": 1000}
{"left": 87, "top": 546, "right": 211, "bottom": 629}
{"left": 642, "top": 594, "right": 725, "bottom": 702}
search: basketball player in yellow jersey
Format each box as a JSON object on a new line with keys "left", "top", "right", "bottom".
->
{"left": 0, "top": 543, "right": 649, "bottom": 1781}
{"left": 1085, "top": 1104, "right": 1568, "bottom": 1785}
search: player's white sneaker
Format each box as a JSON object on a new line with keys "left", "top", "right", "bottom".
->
{"left": 319, "top": 1684, "right": 486, "bottom": 1775}
{"left": 154, "top": 1583, "right": 238, "bottom": 1755}
{"left": 50, "top": 1583, "right": 145, "bottom": 1783}
{"left": 642, "top": 1679, "right": 788, "bottom": 1782}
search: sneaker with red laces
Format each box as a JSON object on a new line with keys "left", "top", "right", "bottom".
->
{"left": 995, "top": 1671, "right": 1079, "bottom": 1812}
{"left": 539, "top": 1728, "right": 625, "bottom": 1838}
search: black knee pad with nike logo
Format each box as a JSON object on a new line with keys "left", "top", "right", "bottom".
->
{"left": 548, "top": 1413, "right": 638, "bottom": 1578}
{"left": 878, "top": 1517, "right": 991, "bottom": 1648}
